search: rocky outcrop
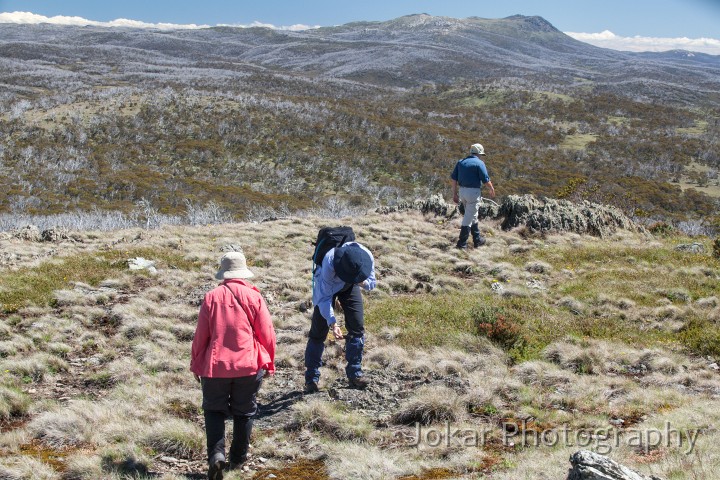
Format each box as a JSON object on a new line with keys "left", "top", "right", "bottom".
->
{"left": 567, "top": 451, "right": 664, "bottom": 480}
{"left": 375, "top": 194, "right": 458, "bottom": 217}
{"left": 11, "top": 225, "right": 40, "bottom": 241}
{"left": 7, "top": 225, "right": 74, "bottom": 242}
{"left": 500, "top": 195, "right": 642, "bottom": 237}
{"left": 40, "top": 227, "right": 71, "bottom": 242}
{"left": 377, "top": 194, "right": 641, "bottom": 237}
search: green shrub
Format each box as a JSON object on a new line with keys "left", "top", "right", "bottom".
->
{"left": 648, "top": 221, "right": 675, "bottom": 236}
{"left": 471, "top": 305, "right": 525, "bottom": 350}
{"left": 679, "top": 318, "right": 720, "bottom": 358}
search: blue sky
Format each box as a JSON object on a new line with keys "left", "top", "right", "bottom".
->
{"left": 1, "top": 0, "right": 719, "bottom": 54}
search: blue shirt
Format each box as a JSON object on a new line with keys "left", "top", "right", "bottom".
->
{"left": 313, "top": 242, "right": 376, "bottom": 326}
{"left": 451, "top": 155, "right": 490, "bottom": 189}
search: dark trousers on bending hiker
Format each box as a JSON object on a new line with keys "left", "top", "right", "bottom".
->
{"left": 305, "top": 283, "right": 365, "bottom": 384}
{"left": 202, "top": 371, "right": 264, "bottom": 464}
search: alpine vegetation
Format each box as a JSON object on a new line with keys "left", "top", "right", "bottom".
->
{"left": 1, "top": 10, "right": 720, "bottom": 480}
{"left": 0, "top": 204, "right": 719, "bottom": 479}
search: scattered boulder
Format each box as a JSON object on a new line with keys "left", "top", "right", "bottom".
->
{"left": 375, "top": 194, "right": 457, "bottom": 217}
{"left": 41, "top": 226, "right": 71, "bottom": 242}
{"left": 674, "top": 243, "right": 706, "bottom": 254}
{"left": 128, "top": 257, "right": 157, "bottom": 274}
{"left": 500, "top": 195, "right": 642, "bottom": 237}
{"left": 220, "top": 244, "right": 244, "bottom": 253}
{"left": 11, "top": 225, "right": 41, "bottom": 241}
{"left": 567, "top": 450, "right": 664, "bottom": 480}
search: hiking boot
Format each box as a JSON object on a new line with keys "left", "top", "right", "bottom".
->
{"left": 304, "top": 381, "right": 319, "bottom": 394}
{"left": 456, "top": 226, "right": 470, "bottom": 250}
{"left": 470, "top": 223, "right": 485, "bottom": 247}
{"left": 208, "top": 453, "right": 225, "bottom": 480}
{"left": 228, "top": 455, "right": 247, "bottom": 471}
{"left": 348, "top": 376, "right": 369, "bottom": 389}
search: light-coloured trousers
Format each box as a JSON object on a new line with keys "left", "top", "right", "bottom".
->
{"left": 459, "top": 187, "right": 482, "bottom": 227}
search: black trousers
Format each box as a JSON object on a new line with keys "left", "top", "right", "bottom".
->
{"left": 308, "top": 283, "right": 365, "bottom": 340}
{"left": 305, "top": 283, "right": 366, "bottom": 383}
{"left": 201, "top": 371, "right": 264, "bottom": 463}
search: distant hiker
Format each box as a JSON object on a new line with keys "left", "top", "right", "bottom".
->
{"left": 305, "top": 230, "right": 376, "bottom": 393}
{"left": 191, "top": 251, "right": 276, "bottom": 480}
{"left": 451, "top": 143, "right": 496, "bottom": 249}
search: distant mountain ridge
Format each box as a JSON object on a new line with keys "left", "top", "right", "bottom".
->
{"left": 1, "top": 14, "right": 719, "bottom": 105}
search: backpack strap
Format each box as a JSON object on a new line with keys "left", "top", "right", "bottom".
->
{"left": 222, "top": 283, "right": 256, "bottom": 335}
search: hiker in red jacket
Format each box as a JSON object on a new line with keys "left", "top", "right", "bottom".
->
{"left": 191, "top": 251, "right": 276, "bottom": 480}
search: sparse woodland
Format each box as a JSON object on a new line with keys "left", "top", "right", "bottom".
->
{"left": 1, "top": 84, "right": 718, "bottom": 232}
{"left": 0, "top": 19, "right": 719, "bottom": 233}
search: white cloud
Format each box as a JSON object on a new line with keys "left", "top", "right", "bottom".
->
{"left": 566, "top": 30, "right": 720, "bottom": 56}
{"left": 218, "top": 21, "right": 319, "bottom": 32}
{"left": 0, "top": 11, "right": 318, "bottom": 31}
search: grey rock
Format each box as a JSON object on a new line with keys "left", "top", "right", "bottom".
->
{"left": 127, "top": 257, "right": 157, "bottom": 274}
{"left": 478, "top": 199, "right": 501, "bottom": 219}
{"left": 40, "top": 226, "right": 71, "bottom": 242}
{"left": 220, "top": 244, "right": 244, "bottom": 253}
{"left": 567, "top": 450, "right": 664, "bottom": 480}
{"left": 674, "top": 243, "right": 706, "bottom": 254}
{"left": 376, "top": 193, "right": 497, "bottom": 219}
{"left": 499, "top": 195, "right": 544, "bottom": 231}
{"left": 11, "top": 225, "right": 40, "bottom": 241}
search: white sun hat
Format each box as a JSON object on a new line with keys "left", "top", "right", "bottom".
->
{"left": 470, "top": 143, "right": 486, "bottom": 155}
{"left": 215, "top": 252, "right": 254, "bottom": 280}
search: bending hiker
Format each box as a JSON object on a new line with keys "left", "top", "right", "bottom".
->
{"left": 451, "top": 143, "right": 496, "bottom": 249}
{"left": 305, "top": 234, "right": 376, "bottom": 393}
{"left": 191, "top": 251, "right": 276, "bottom": 480}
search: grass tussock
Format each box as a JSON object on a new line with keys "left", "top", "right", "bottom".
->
{"left": 0, "top": 455, "right": 60, "bottom": 480}
{"left": 0, "top": 386, "right": 31, "bottom": 420}
{"left": 325, "top": 442, "right": 419, "bottom": 480}
{"left": 393, "top": 386, "right": 465, "bottom": 426}
{"left": 290, "top": 399, "right": 373, "bottom": 441}
{"left": 99, "top": 444, "right": 151, "bottom": 478}
{"left": 141, "top": 419, "right": 204, "bottom": 457}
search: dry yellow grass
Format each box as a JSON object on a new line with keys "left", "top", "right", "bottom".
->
{"left": 0, "top": 210, "right": 718, "bottom": 479}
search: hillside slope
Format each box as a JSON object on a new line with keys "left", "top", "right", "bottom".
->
{"left": 0, "top": 14, "right": 719, "bottom": 231}
{"left": 2, "top": 14, "right": 719, "bottom": 99}
{"left": 0, "top": 207, "right": 718, "bottom": 479}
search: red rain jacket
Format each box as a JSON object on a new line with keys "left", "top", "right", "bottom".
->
{"left": 190, "top": 279, "right": 276, "bottom": 378}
